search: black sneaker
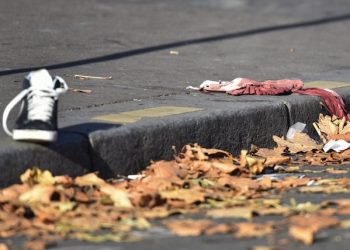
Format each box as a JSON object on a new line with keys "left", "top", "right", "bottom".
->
{"left": 2, "top": 69, "right": 68, "bottom": 142}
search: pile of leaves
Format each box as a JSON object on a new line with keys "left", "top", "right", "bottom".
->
{"left": 0, "top": 115, "right": 350, "bottom": 249}
{"left": 314, "top": 114, "right": 350, "bottom": 142}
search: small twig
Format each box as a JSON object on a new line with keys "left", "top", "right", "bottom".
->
{"left": 65, "top": 74, "right": 113, "bottom": 80}
{"left": 69, "top": 88, "right": 92, "bottom": 94}
{"left": 313, "top": 122, "right": 327, "bottom": 143}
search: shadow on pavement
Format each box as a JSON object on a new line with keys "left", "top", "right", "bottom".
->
{"left": 0, "top": 13, "right": 350, "bottom": 76}
{"left": 61, "top": 122, "right": 121, "bottom": 134}
{"left": 61, "top": 122, "right": 122, "bottom": 179}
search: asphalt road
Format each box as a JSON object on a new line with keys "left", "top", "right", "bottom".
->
{"left": 1, "top": 0, "right": 350, "bottom": 115}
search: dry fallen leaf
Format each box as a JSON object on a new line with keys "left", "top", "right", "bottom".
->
{"left": 204, "top": 223, "right": 233, "bottom": 235}
{"left": 326, "top": 168, "right": 348, "bottom": 174}
{"left": 1, "top": 137, "right": 350, "bottom": 249}
{"left": 273, "top": 133, "right": 322, "bottom": 153}
{"left": 100, "top": 184, "right": 133, "bottom": 208}
{"left": 19, "top": 185, "right": 55, "bottom": 204}
{"left": 206, "top": 207, "right": 255, "bottom": 219}
{"left": 74, "top": 173, "right": 105, "bottom": 187}
{"left": 289, "top": 214, "right": 340, "bottom": 232}
{"left": 20, "top": 168, "right": 55, "bottom": 186}
{"left": 160, "top": 188, "right": 206, "bottom": 204}
{"left": 314, "top": 114, "right": 350, "bottom": 141}
{"left": 289, "top": 225, "right": 314, "bottom": 245}
{"left": 234, "top": 222, "right": 274, "bottom": 238}
{"left": 164, "top": 219, "right": 213, "bottom": 236}
{"left": 0, "top": 243, "right": 8, "bottom": 250}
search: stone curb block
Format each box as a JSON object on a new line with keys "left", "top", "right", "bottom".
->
{"left": 0, "top": 132, "right": 91, "bottom": 187}
{"left": 89, "top": 103, "right": 289, "bottom": 178}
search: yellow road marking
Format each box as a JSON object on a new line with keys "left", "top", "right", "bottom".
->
{"left": 93, "top": 106, "right": 203, "bottom": 124}
{"left": 304, "top": 81, "right": 350, "bottom": 89}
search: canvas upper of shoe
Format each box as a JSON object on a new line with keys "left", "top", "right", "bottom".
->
{"left": 2, "top": 69, "right": 68, "bottom": 137}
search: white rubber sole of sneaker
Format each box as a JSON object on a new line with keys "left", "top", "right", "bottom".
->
{"left": 12, "top": 129, "right": 57, "bottom": 142}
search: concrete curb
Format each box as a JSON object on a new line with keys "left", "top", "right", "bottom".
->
{"left": 0, "top": 89, "right": 350, "bottom": 187}
{"left": 0, "top": 132, "right": 91, "bottom": 187}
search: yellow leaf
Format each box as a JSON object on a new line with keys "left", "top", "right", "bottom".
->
{"left": 74, "top": 173, "right": 105, "bottom": 186}
{"left": 19, "top": 184, "right": 55, "bottom": 204}
{"left": 20, "top": 167, "right": 55, "bottom": 186}
{"left": 340, "top": 220, "right": 350, "bottom": 229}
{"left": 100, "top": 184, "right": 133, "bottom": 208}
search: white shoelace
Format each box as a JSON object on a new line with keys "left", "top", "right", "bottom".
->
{"left": 2, "top": 76, "right": 68, "bottom": 136}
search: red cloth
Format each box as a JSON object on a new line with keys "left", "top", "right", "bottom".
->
{"left": 294, "top": 88, "right": 350, "bottom": 120}
{"left": 201, "top": 78, "right": 349, "bottom": 120}
{"left": 227, "top": 78, "right": 303, "bottom": 95}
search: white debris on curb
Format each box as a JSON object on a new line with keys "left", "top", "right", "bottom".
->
{"left": 307, "top": 180, "right": 318, "bottom": 186}
{"left": 256, "top": 173, "right": 305, "bottom": 181}
{"left": 127, "top": 174, "right": 145, "bottom": 180}
{"left": 286, "top": 122, "right": 307, "bottom": 140}
{"left": 323, "top": 139, "right": 350, "bottom": 153}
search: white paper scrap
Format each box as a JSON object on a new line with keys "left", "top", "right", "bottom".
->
{"left": 323, "top": 139, "right": 350, "bottom": 153}
{"left": 286, "top": 122, "right": 307, "bottom": 140}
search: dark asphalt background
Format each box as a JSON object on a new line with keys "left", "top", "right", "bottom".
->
{"left": 1, "top": 0, "right": 350, "bottom": 114}
{"left": 1, "top": 0, "right": 350, "bottom": 249}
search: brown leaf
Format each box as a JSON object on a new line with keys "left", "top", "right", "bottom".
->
{"left": 326, "top": 168, "right": 348, "bottom": 174}
{"left": 207, "top": 207, "right": 255, "bottom": 219}
{"left": 289, "top": 226, "right": 314, "bottom": 245}
{"left": 129, "top": 192, "right": 164, "bottom": 208}
{"left": 338, "top": 208, "right": 350, "bottom": 215}
{"left": 63, "top": 216, "right": 102, "bottom": 231}
{"left": 74, "top": 173, "right": 105, "bottom": 186}
{"left": 234, "top": 222, "right": 274, "bottom": 238}
{"left": 257, "top": 207, "right": 290, "bottom": 216}
{"left": 259, "top": 176, "right": 272, "bottom": 190}
{"left": 146, "top": 160, "right": 186, "bottom": 180}
{"left": 211, "top": 161, "right": 240, "bottom": 174}
{"left": 273, "top": 176, "right": 312, "bottom": 189}
{"left": 164, "top": 219, "right": 213, "bottom": 236}
{"left": 24, "top": 240, "right": 47, "bottom": 250}
{"left": 264, "top": 156, "right": 290, "bottom": 166}
{"left": 328, "top": 133, "right": 350, "bottom": 141}
{"left": 160, "top": 188, "right": 206, "bottom": 204}
{"left": 0, "top": 184, "right": 29, "bottom": 202}
{"left": 289, "top": 214, "right": 340, "bottom": 232}
{"left": 217, "top": 176, "right": 260, "bottom": 190}
{"left": 255, "top": 147, "right": 285, "bottom": 157}
{"left": 141, "top": 177, "right": 181, "bottom": 191}
{"left": 53, "top": 176, "right": 73, "bottom": 185}
{"left": 273, "top": 133, "right": 321, "bottom": 153}
{"left": 323, "top": 199, "right": 350, "bottom": 208}
{"left": 0, "top": 243, "right": 8, "bottom": 250}
{"left": 205, "top": 223, "right": 233, "bottom": 235}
